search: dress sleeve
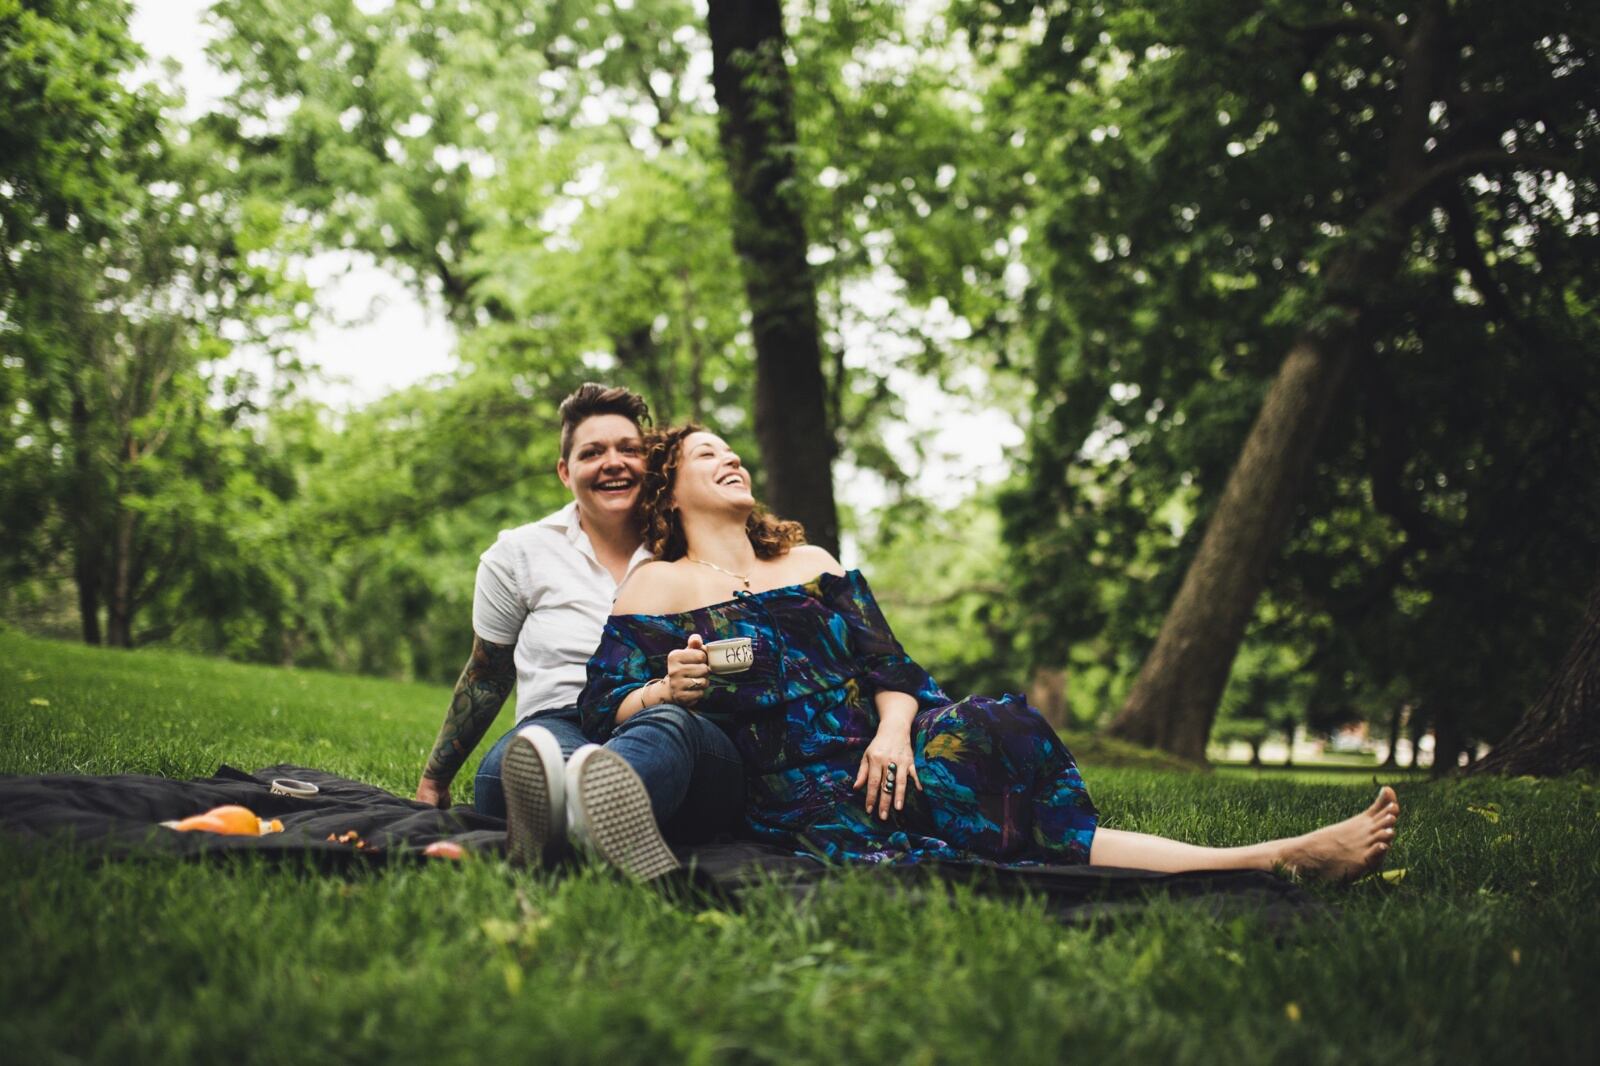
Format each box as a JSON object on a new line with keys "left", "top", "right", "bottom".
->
{"left": 577, "top": 619, "right": 655, "bottom": 740}
{"left": 824, "top": 572, "right": 947, "bottom": 707}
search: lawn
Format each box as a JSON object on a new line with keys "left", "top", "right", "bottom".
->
{"left": 2, "top": 627, "right": 1596, "bottom": 1065}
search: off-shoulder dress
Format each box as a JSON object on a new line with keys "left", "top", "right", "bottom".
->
{"left": 579, "top": 570, "right": 1098, "bottom": 866}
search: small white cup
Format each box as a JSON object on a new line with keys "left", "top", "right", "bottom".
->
{"left": 704, "top": 637, "right": 755, "bottom": 675}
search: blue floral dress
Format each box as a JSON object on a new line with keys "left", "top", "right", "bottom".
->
{"left": 579, "top": 570, "right": 1098, "bottom": 866}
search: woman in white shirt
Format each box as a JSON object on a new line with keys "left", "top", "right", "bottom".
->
{"left": 414, "top": 384, "right": 744, "bottom": 880}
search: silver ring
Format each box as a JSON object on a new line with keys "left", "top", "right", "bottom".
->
{"left": 881, "top": 781, "right": 894, "bottom": 793}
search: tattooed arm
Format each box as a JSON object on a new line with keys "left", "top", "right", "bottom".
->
{"left": 415, "top": 634, "right": 518, "bottom": 808}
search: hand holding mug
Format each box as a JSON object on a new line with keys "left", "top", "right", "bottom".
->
{"left": 664, "top": 633, "right": 711, "bottom": 706}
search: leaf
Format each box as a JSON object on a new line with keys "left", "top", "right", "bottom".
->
{"left": 1126, "top": 938, "right": 1163, "bottom": 984}
{"left": 28, "top": 698, "right": 49, "bottom": 707}
{"left": 1491, "top": 834, "right": 1514, "bottom": 848}
{"left": 480, "top": 918, "right": 519, "bottom": 945}
{"left": 1467, "top": 803, "right": 1502, "bottom": 823}
{"left": 1380, "top": 868, "right": 1407, "bottom": 884}
{"left": 1284, "top": 1002, "right": 1302, "bottom": 1023}
{"left": 502, "top": 961, "right": 524, "bottom": 996}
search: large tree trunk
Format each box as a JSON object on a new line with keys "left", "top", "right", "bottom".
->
{"left": 1470, "top": 568, "right": 1600, "bottom": 777}
{"left": 1106, "top": 303, "right": 1372, "bottom": 761}
{"left": 706, "top": 0, "right": 839, "bottom": 555}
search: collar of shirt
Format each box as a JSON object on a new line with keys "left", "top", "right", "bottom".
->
{"left": 539, "top": 500, "right": 653, "bottom": 587}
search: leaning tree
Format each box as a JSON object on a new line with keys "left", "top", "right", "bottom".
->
{"left": 966, "top": 0, "right": 1600, "bottom": 762}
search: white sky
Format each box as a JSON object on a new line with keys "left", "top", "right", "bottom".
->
{"left": 127, "top": 1, "right": 1024, "bottom": 518}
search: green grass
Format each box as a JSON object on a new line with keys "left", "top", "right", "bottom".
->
{"left": 3, "top": 627, "right": 1598, "bottom": 1065}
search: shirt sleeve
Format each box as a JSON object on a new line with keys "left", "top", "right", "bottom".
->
{"left": 471, "top": 540, "right": 529, "bottom": 646}
{"left": 578, "top": 620, "right": 655, "bottom": 739}
{"left": 824, "top": 572, "right": 947, "bottom": 707}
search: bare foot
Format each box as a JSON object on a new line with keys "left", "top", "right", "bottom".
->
{"left": 1278, "top": 786, "right": 1400, "bottom": 882}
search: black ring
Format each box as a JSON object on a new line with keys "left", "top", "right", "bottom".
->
{"left": 881, "top": 781, "right": 894, "bottom": 793}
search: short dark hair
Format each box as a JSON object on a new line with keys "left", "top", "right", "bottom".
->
{"left": 558, "top": 383, "right": 652, "bottom": 460}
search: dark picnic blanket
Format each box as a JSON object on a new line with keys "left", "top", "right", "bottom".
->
{"left": 0, "top": 763, "right": 1325, "bottom": 927}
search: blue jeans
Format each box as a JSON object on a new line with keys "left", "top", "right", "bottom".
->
{"left": 473, "top": 704, "right": 745, "bottom": 845}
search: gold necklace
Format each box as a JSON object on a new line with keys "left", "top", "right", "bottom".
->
{"left": 687, "top": 555, "right": 751, "bottom": 589}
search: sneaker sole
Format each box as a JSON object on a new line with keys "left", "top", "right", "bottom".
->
{"left": 570, "top": 750, "right": 681, "bottom": 882}
{"left": 502, "top": 732, "right": 562, "bottom": 867}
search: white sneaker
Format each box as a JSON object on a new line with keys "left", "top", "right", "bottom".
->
{"left": 564, "top": 744, "right": 681, "bottom": 882}
{"left": 501, "top": 724, "right": 566, "bottom": 868}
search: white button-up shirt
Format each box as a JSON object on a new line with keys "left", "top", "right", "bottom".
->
{"left": 471, "top": 501, "right": 654, "bottom": 723}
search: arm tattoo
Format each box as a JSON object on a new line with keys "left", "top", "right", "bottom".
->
{"left": 422, "top": 635, "right": 517, "bottom": 783}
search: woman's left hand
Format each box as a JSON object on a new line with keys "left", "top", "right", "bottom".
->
{"left": 853, "top": 730, "right": 921, "bottom": 821}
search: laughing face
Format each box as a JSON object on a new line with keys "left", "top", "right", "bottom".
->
{"left": 558, "top": 413, "right": 646, "bottom": 524}
{"left": 671, "top": 430, "right": 754, "bottom": 519}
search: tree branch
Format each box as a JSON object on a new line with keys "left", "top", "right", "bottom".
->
{"left": 1271, "top": 14, "right": 1407, "bottom": 61}
{"left": 1393, "top": 149, "right": 1577, "bottom": 212}
{"left": 1439, "top": 180, "right": 1522, "bottom": 334}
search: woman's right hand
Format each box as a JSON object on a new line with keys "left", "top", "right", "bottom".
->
{"left": 663, "top": 633, "right": 710, "bottom": 707}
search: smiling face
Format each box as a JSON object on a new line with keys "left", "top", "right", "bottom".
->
{"left": 557, "top": 413, "right": 646, "bottom": 525}
{"left": 671, "top": 430, "right": 754, "bottom": 520}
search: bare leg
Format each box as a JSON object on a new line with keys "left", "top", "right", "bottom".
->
{"left": 1089, "top": 786, "right": 1400, "bottom": 881}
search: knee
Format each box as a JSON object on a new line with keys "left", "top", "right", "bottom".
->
{"left": 615, "top": 702, "right": 695, "bottom": 735}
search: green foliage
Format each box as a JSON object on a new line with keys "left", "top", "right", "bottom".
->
{"left": 1, "top": 0, "right": 313, "bottom": 649}
{"left": 6, "top": 0, "right": 1596, "bottom": 766}
{"left": 3, "top": 628, "right": 1599, "bottom": 1064}
{"left": 963, "top": 0, "right": 1600, "bottom": 747}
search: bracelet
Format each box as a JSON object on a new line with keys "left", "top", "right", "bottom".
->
{"left": 643, "top": 678, "right": 667, "bottom": 707}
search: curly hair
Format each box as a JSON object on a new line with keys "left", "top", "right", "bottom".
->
{"left": 640, "top": 424, "right": 807, "bottom": 561}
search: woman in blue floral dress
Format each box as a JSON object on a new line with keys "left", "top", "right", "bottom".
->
{"left": 579, "top": 425, "right": 1400, "bottom": 877}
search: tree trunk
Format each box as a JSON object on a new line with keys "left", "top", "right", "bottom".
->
{"left": 74, "top": 546, "right": 102, "bottom": 645}
{"left": 1247, "top": 737, "right": 1262, "bottom": 767}
{"left": 1382, "top": 702, "right": 1405, "bottom": 767}
{"left": 68, "top": 385, "right": 102, "bottom": 645}
{"left": 106, "top": 506, "right": 138, "bottom": 648}
{"left": 706, "top": 0, "right": 839, "bottom": 555}
{"left": 1470, "top": 568, "right": 1600, "bottom": 777}
{"left": 1105, "top": 8, "right": 1455, "bottom": 762}
{"left": 1027, "top": 666, "right": 1068, "bottom": 730}
{"left": 1105, "top": 305, "right": 1370, "bottom": 761}
{"left": 1433, "top": 708, "right": 1465, "bottom": 778}
{"left": 614, "top": 325, "right": 672, "bottom": 423}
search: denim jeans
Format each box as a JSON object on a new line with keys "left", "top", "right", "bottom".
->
{"left": 472, "top": 703, "right": 745, "bottom": 845}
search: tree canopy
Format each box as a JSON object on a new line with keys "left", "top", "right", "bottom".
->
{"left": 3, "top": 0, "right": 1596, "bottom": 771}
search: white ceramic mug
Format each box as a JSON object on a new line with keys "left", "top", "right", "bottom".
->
{"left": 704, "top": 636, "right": 755, "bottom": 675}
